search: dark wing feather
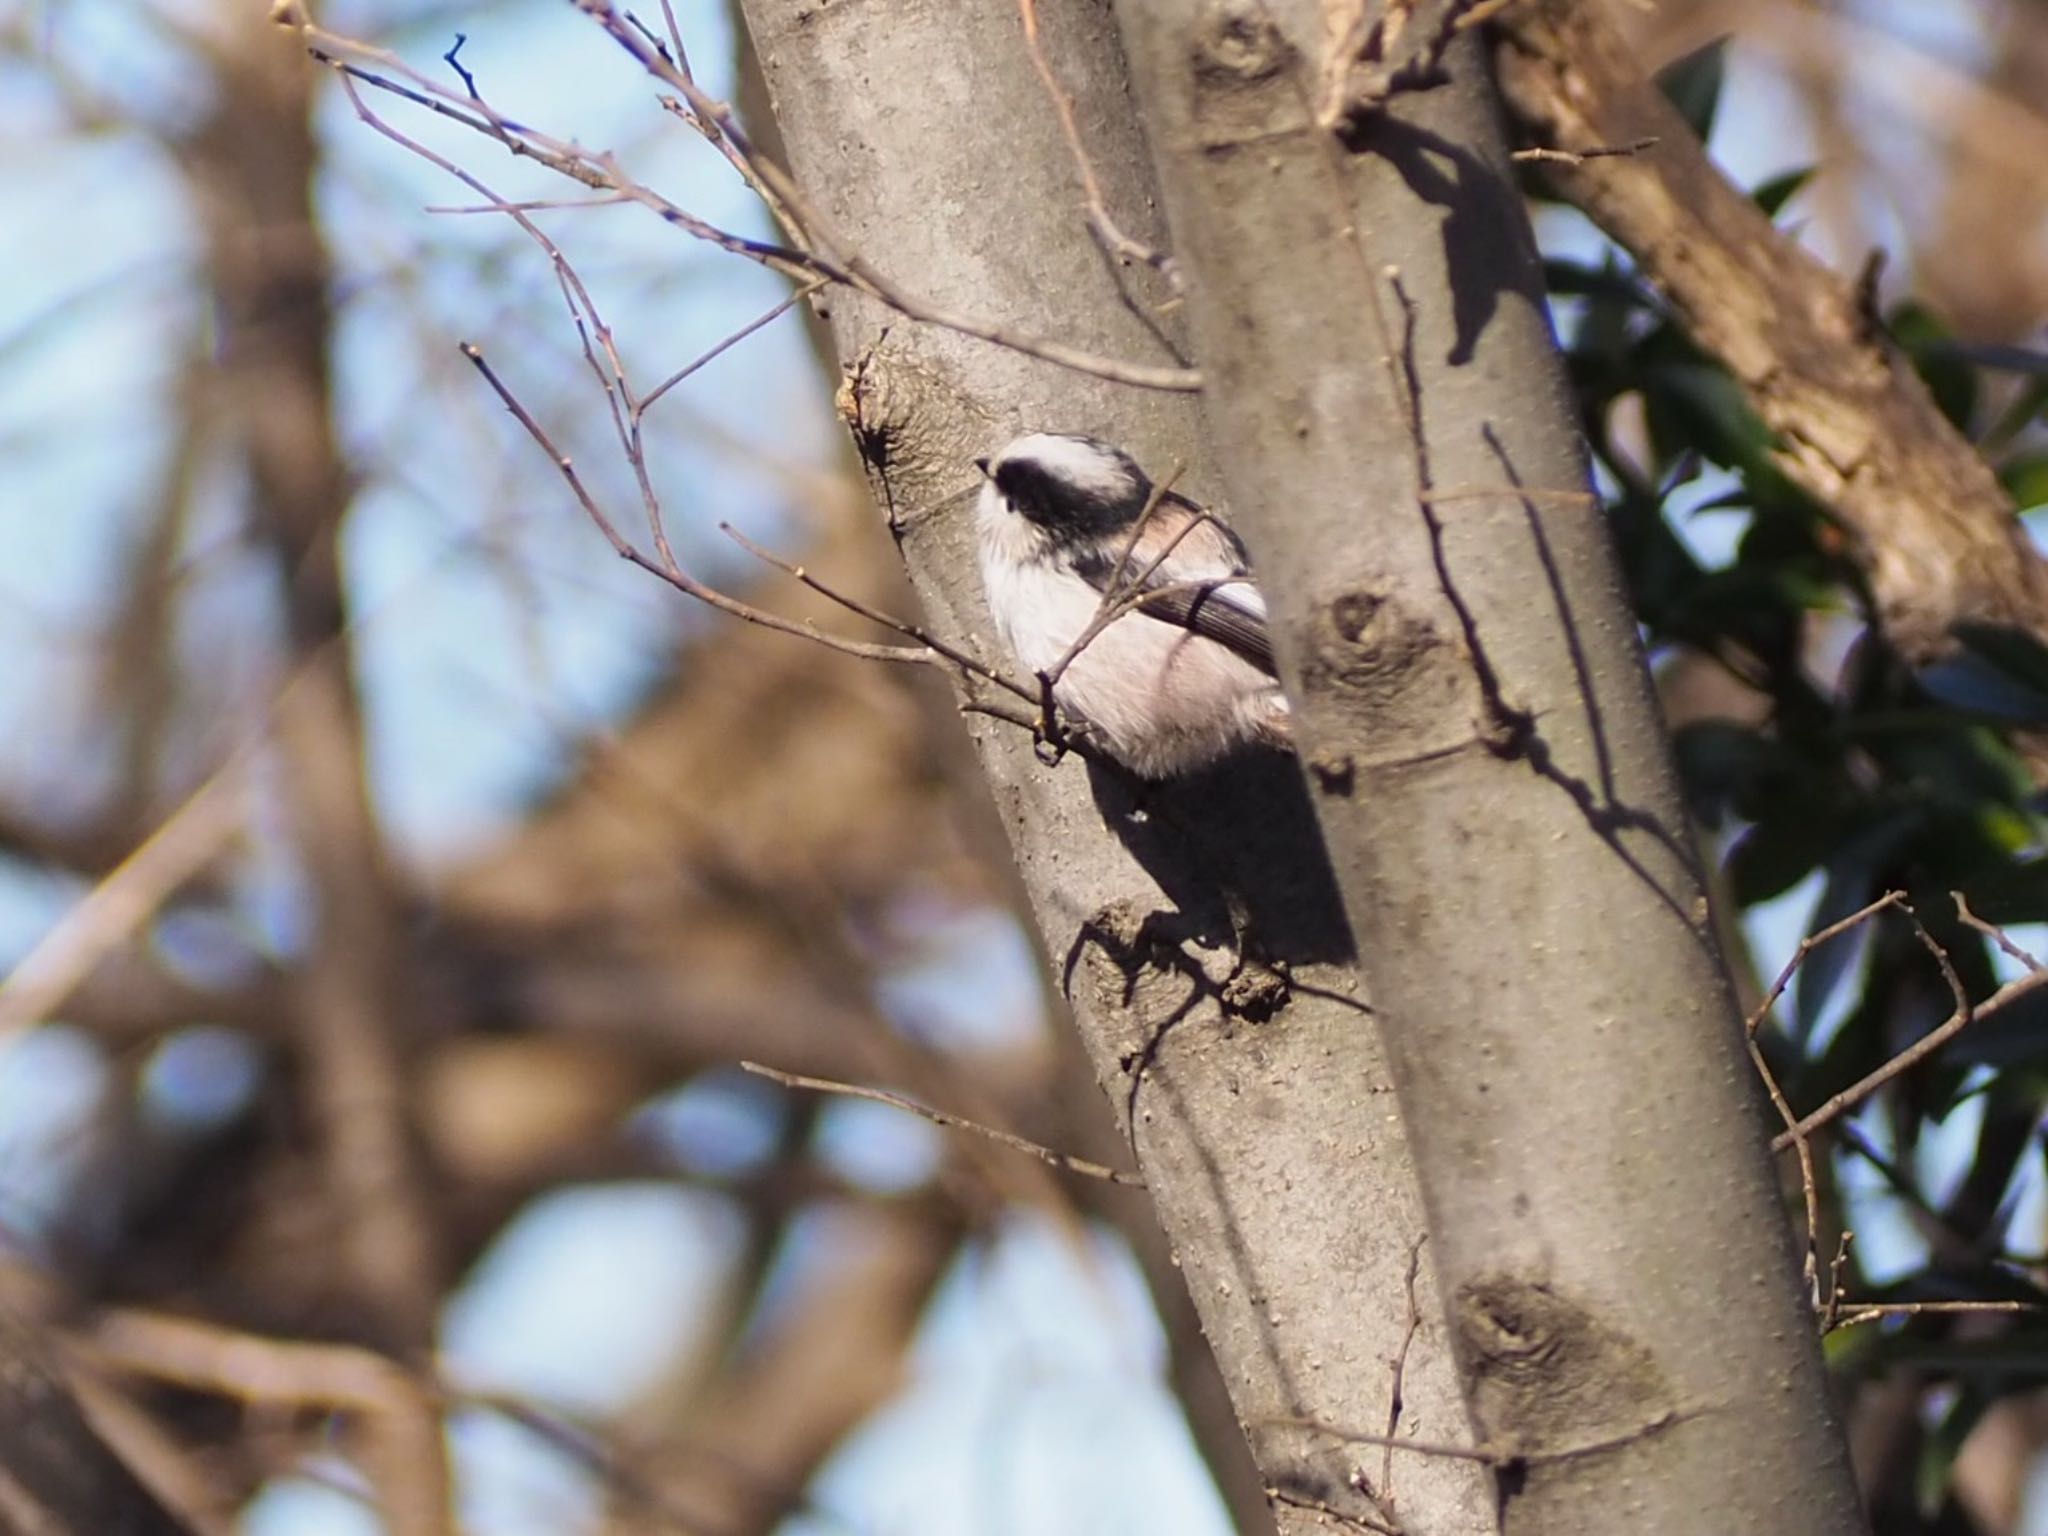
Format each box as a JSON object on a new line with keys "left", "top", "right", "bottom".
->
{"left": 1074, "top": 498, "right": 1278, "bottom": 678}
{"left": 1132, "top": 583, "right": 1276, "bottom": 676}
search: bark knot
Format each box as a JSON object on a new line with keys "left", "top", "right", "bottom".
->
{"left": 1453, "top": 1274, "right": 1671, "bottom": 1455}
{"left": 834, "top": 342, "right": 987, "bottom": 508}
{"left": 1192, "top": 2, "right": 1291, "bottom": 83}
{"left": 1309, "top": 588, "right": 1437, "bottom": 700}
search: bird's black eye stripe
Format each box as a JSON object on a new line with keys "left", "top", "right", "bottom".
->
{"left": 993, "top": 457, "right": 1143, "bottom": 534}
{"left": 989, "top": 458, "right": 1053, "bottom": 504}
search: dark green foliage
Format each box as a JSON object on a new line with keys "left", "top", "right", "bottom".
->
{"left": 1547, "top": 153, "right": 2048, "bottom": 1524}
{"left": 1654, "top": 38, "right": 1729, "bottom": 143}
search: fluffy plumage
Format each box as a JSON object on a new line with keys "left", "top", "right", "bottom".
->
{"left": 974, "top": 432, "right": 1289, "bottom": 777}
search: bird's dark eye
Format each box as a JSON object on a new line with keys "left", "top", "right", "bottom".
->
{"left": 987, "top": 462, "right": 1034, "bottom": 511}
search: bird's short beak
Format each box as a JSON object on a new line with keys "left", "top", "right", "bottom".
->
{"left": 972, "top": 456, "right": 990, "bottom": 478}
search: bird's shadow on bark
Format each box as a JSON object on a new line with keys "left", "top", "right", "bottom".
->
{"left": 1084, "top": 747, "right": 1358, "bottom": 971}
{"left": 1348, "top": 115, "right": 1545, "bottom": 368}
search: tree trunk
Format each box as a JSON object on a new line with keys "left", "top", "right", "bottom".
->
{"left": 733, "top": 1, "right": 1490, "bottom": 1531}
{"left": 1110, "top": 3, "right": 1867, "bottom": 1533}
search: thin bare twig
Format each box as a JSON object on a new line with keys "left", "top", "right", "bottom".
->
{"left": 1818, "top": 1231, "right": 1854, "bottom": 1333}
{"left": 1015, "top": 0, "right": 1181, "bottom": 286}
{"left": 1748, "top": 1031, "right": 1828, "bottom": 1314}
{"left": 717, "top": 524, "right": 1036, "bottom": 705}
{"left": 1826, "top": 1299, "right": 2041, "bottom": 1332}
{"left": 738, "top": 1060, "right": 1143, "bottom": 1186}
{"left": 1421, "top": 482, "right": 1600, "bottom": 509}
{"left": 1770, "top": 904, "right": 2048, "bottom": 1151}
{"left": 1271, "top": 1405, "right": 1694, "bottom": 1468}
{"left": 1743, "top": 893, "right": 1906, "bottom": 1320}
{"left": 1039, "top": 465, "right": 1193, "bottom": 687}
{"left": 576, "top": 0, "right": 1201, "bottom": 389}
{"left": 408, "top": 161, "right": 1051, "bottom": 753}
{"left": 640, "top": 280, "right": 827, "bottom": 413}
{"left": 1746, "top": 890, "right": 1904, "bottom": 1038}
{"left": 1268, "top": 1486, "right": 1403, "bottom": 1536}
{"left": 1954, "top": 890, "right": 2042, "bottom": 972}
{"left": 459, "top": 340, "right": 943, "bottom": 672}
{"left": 719, "top": 519, "right": 1112, "bottom": 767}
{"left": 1511, "top": 137, "right": 1658, "bottom": 165}
{"left": 297, "top": 15, "right": 1201, "bottom": 391}
{"left": 1381, "top": 1236, "right": 1426, "bottom": 1502}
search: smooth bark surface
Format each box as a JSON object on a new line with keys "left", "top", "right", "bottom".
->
{"left": 1110, "top": 4, "right": 1866, "bottom": 1534}
{"left": 735, "top": 1, "right": 1490, "bottom": 1530}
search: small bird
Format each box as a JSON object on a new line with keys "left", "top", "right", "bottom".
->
{"left": 974, "top": 432, "right": 1289, "bottom": 777}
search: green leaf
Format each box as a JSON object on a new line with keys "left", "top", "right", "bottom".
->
{"left": 1795, "top": 846, "right": 1895, "bottom": 1036}
{"left": 1927, "top": 623, "right": 2048, "bottom": 724}
{"left": 1987, "top": 380, "right": 2048, "bottom": 456}
{"left": 1956, "top": 624, "right": 2048, "bottom": 691}
{"left": 1673, "top": 721, "right": 1775, "bottom": 824}
{"left": 1888, "top": 302, "right": 1980, "bottom": 430}
{"left": 1918, "top": 1390, "right": 1993, "bottom": 1516}
{"left": 1640, "top": 359, "right": 1773, "bottom": 475}
{"left": 1959, "top": 856, "right": 2048, "bottom": 926}
{"left": 1751, "top": 166, "right": 1815, "bottom": 218}
{"left": 1655, "top": 39, "right": 1729, "bottom": 142}
{"left": 2003, "top": 455, "right": 2048, "bottom": 512}
{"left": 1728, "top": 813, "right": 1836, "bottom": 905}
{"left": 1925, "top": 340, "right": 2048, "bottom": 376}
{"left": 1542, "top": 259, "right": 1648, "bottom": 305}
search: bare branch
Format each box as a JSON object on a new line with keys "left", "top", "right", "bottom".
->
{"left": 1493, "top": 0, "right": 2048, "bottom": 665}
{"left": 296, "top": 15, "right": 1201, "bottom": 391}
{"left": 1745, "top": 891, "right": 1903, "bottom": 1038}
{"left": 1827, "top": 1299, "right": 2042, "bottom": 1333}
{"left": 1271, "top": 1405, "right": 1698, "bottom": 1470}
{"left": 1015, "top": 0, "right": 1182, "bottom": 286}
{"left": 0, "top": 767, "right": 242, "bottom": 1046}
{"left": 739, "top": 1060, "right": 1144, "bottom": 1186}
{"left": 1769, "top": 903, "right": 2048, "bottom": 1150}
{"left": 1954, "top": 890, "right": 2042, "bottom": 972}
{"left": 717, "top": 523, "right": 1037, "bottom": 704}
{"left": 459, "top": 340, "right": 943, "bottom": 671}
{"left": 1510, "top": 137, "right": 1658, "bottom": 165}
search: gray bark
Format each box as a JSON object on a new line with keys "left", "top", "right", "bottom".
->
{"left": 734, "top": 1, "right": 1490, "bottom": 1531}
{"left": 1109, "top": 4, "right": 1867, "bottom": 1534}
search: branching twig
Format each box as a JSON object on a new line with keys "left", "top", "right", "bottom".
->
{"left": 460, "top": 340, "right": 943, "bottom": 672}
{"left": 1769, "top": 907, "right": 2048, "bottom": 1151}
{"left": 1268, "top": 1485, "right": 1403, "bottom": 1536}
{"left": 294, "top": 15, "right": 1201, "bottom": 391}
{"left": 718, "top": 524, "right": 1036, "bottom": 705}
{"left": 1749, "top": 1030, "right": 1827, "bottom": 1313}
{"left": 1039, "top": 465, "right": 1189, "bottom": 688}
{"left": 1745, "top": 891, "right": 1904, "bottom": 1038}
